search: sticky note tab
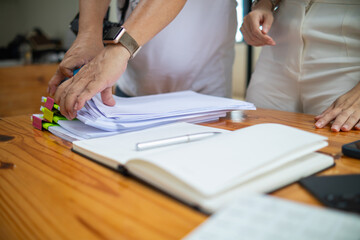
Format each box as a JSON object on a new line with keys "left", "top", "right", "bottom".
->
{"left": 32, "top": 115, "right": 43, "bottom": 130}
{"left": 44, "top": 97, "right": 55, "bottom": 110}
{"left": 53, "top": 115, "right": 67, "bottom": 123}
{"left": 42, "top": 122, "right": 59, "bottom": 130}
{"left": 53, "top": 103, "right": 60, "bottom": 111}
{"left": 40, "top": 106, "right": 54, "bottom": 122}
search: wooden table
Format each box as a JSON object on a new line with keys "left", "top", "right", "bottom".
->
{"left": 1, "top": 109, "right": 359, "bottom": 240}
{"left": 0, "top": 64, "right": 58, "bottom": 117}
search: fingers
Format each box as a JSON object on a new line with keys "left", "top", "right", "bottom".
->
{"left": 240, "top": 12, "right": 275, "bottom": 46}
{"left": 314, "top": 105, "right": 334, "bottom": 122}
{"left": 74, "top": 74, "right": 112, "bottom": 113}
{"left": 101, "top": 87, "right": 116, "bottom": 106}
{"left": 332, "top": 110, "right": 360, "bottom": 132}
{"left": 54, "top": 77, "right": 78, "bottom": 120}
{"left": 261, "top": 14, "right": 275, "bottom": 46}
{"left": 314, "top": 106, "right": 341, "bottom": 129}
{"left": 52, "top": 45, "right": 128, "bottom": 120}
{"left": 47, "top": 69, "right": 65, "bottom": 96}
{"left": 314, "top": 83, "right": 360, "bottom": 131}
{"left": 55, "top": 69, "right": 95, "bottom": 120}
{"left": 47, "top": 59, "right": 79, "bottom": 96}
{"left": 315, "top": 107, "right": 360, "bottom": 132}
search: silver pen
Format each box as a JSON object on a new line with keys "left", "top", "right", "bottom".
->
{"left": 135, "top": 132, "right": 222, "bottom": 151}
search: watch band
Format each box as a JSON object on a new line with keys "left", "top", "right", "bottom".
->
{"left": 118, "top": 30, "right": 141, "bottom": 58}
{"left": 103, "top": 27, "right": 141, "bottom": 58}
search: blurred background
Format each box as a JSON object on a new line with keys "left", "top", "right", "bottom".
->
{"left": 0, "top": 0, "right": 261, "bottom": 117}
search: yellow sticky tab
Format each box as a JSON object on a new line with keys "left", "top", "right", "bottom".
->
{"left": 43, "top": 107, "right": 54, "bottom": 122}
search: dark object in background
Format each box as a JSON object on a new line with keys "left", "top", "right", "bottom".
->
{"left": 300, "top": 174, "right": 360, "bottom": 214}
{"left": 28, "top": 28, "right": 60, "bottom": 51}
{"left": 0, "top": 35, "right": 28, "bottom": 60}
{"left": 0, "top": 28, "right": 64, "bottom": 64}
{"left": 27, "top": 28, "right": 64, "bottom": 63}
{"left": 69, "top": 4, "right": 129, "bottom": 37}
{"left": 342, "top": 140, "right": 360, "bottom": 160}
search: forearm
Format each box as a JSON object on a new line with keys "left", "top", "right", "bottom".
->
{"left": 122, "top": 0, "right": 187, "bottom": 46}
{"left": 78, "top": 0, "right": 111, "bottom": 39}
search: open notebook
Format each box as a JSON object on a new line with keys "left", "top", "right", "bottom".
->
{"left": 72, "top": 122, "right": 334, "bottom": 213}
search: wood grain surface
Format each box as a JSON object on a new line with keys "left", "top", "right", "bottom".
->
{"left": 0, "top": 64, "right": 58, "bottom": 117}
{"left": 0, "top": 108, "right": 359, "bottom": 240}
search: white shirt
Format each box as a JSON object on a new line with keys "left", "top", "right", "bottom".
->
{"left": 117, "top": 0, "right": 237, "bottom": 97}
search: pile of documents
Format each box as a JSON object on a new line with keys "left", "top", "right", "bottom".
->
{"left": 32, "top": 91, "right": 256, "bottom": 141}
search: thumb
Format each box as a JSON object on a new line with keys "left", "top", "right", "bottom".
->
{"left": 261, "top": 14, "right": 274, "bottom": 34}
{"left": 48, "top": 69, "right": 65, "bottom": 96}
{"left": 101, "top": 87, "right": 116, "bottom": 106}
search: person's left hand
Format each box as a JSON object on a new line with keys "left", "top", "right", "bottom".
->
{"left": 314, "top": 82, "right": 360, "bottom": 132}
{"left": 54, "top": 45, "right": 130, "bottom": 120}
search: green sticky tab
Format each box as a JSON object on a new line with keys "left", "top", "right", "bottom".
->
{"left": 42, "top": 122, "right": 59, "bottom": 130}
{"left": 53, "top": 115, "right": 67, "bottom": 123}
{"left": 53, "top": 103, "right": 60, "bottom": 110}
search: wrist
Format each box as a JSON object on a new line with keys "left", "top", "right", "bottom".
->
{"left": 77, "top": 29, "right": 102, "bottom": 42}
{"left": 105, "top": 44, "right": 131, "bottom": 62}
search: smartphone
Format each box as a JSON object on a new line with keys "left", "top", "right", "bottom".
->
{"left": 342, "top": 140, "right": 360, "bottom": 159}
{"left": 300, "top": 174, "right": 360, "bottom": 213}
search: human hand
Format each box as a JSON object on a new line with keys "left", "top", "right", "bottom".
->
{"left": 314, "top": 82, "right": 360, "bottom": 132}
{"left": 240, "top": 0, "right": 276, "bottom": 46}
{"left": 47, "top": 34, "right": 104, "bottom": 96}
{"left": 54, "top": 45, "right": 131, "bottom": 120}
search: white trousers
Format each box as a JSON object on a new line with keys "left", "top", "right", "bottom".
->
{"left": 246, "top": 0, "right": 360, "bottom": 115}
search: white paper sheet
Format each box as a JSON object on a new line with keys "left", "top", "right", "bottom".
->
{"left": 184, "top": 194, "right": 360, "bottom": 240}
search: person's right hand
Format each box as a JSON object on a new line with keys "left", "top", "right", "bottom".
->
{"left": 47, "top": 33, "right": 104, "bottom": 96}
{"left": 240, "top": 0, "right": 276, "bottom": 46}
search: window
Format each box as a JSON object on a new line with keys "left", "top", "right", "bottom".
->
{"left": 236, "top": 0, "right": 244, "bottom": 42}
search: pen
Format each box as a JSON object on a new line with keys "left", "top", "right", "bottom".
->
{"left": 135, "top": 131, "right": 221, "bottom": 151}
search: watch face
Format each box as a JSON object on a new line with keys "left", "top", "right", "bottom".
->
{"left": 103, "top": 27, "right": 123, "bottom": 41}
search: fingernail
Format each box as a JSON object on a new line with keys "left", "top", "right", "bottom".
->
{"left": 331, "top": 126, "right": 340, "bottom": 132}
{"left": 341, "top": 125, "right": 349, "bottom": 131}
{"left": 74, "top": 103, "right": 78, "bottom": 111}
{"left": 315, "top": 121, "right": 323, "bottom": 128}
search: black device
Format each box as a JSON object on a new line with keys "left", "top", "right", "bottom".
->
{"left": 342, "top": 140, "right": 360, "bottom": 160}
{"left": 300, "top": 174, "right": 360, "bottom": 214}
{"left": 69, "top": 8, "right": 121, "bottom": 37}
{"left": 69, "top": 1, "right": 129, "bottom": 37}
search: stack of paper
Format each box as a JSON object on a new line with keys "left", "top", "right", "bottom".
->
{"left": 76, "top": 91, "right": 255, "bottom": 132}
{"left": 32, "top": 91, "right": 255, "bottom": 141}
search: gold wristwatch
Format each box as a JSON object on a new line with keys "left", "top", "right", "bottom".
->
{"left": 103, "top": 26, "right": 141, "bottom": 58}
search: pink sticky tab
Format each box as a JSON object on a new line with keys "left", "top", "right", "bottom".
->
{"left": 44, "top": 97, "right": 55, "bottom": 110}
{"left": 32, "top": 116, "right": 43, "bottom": 130}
